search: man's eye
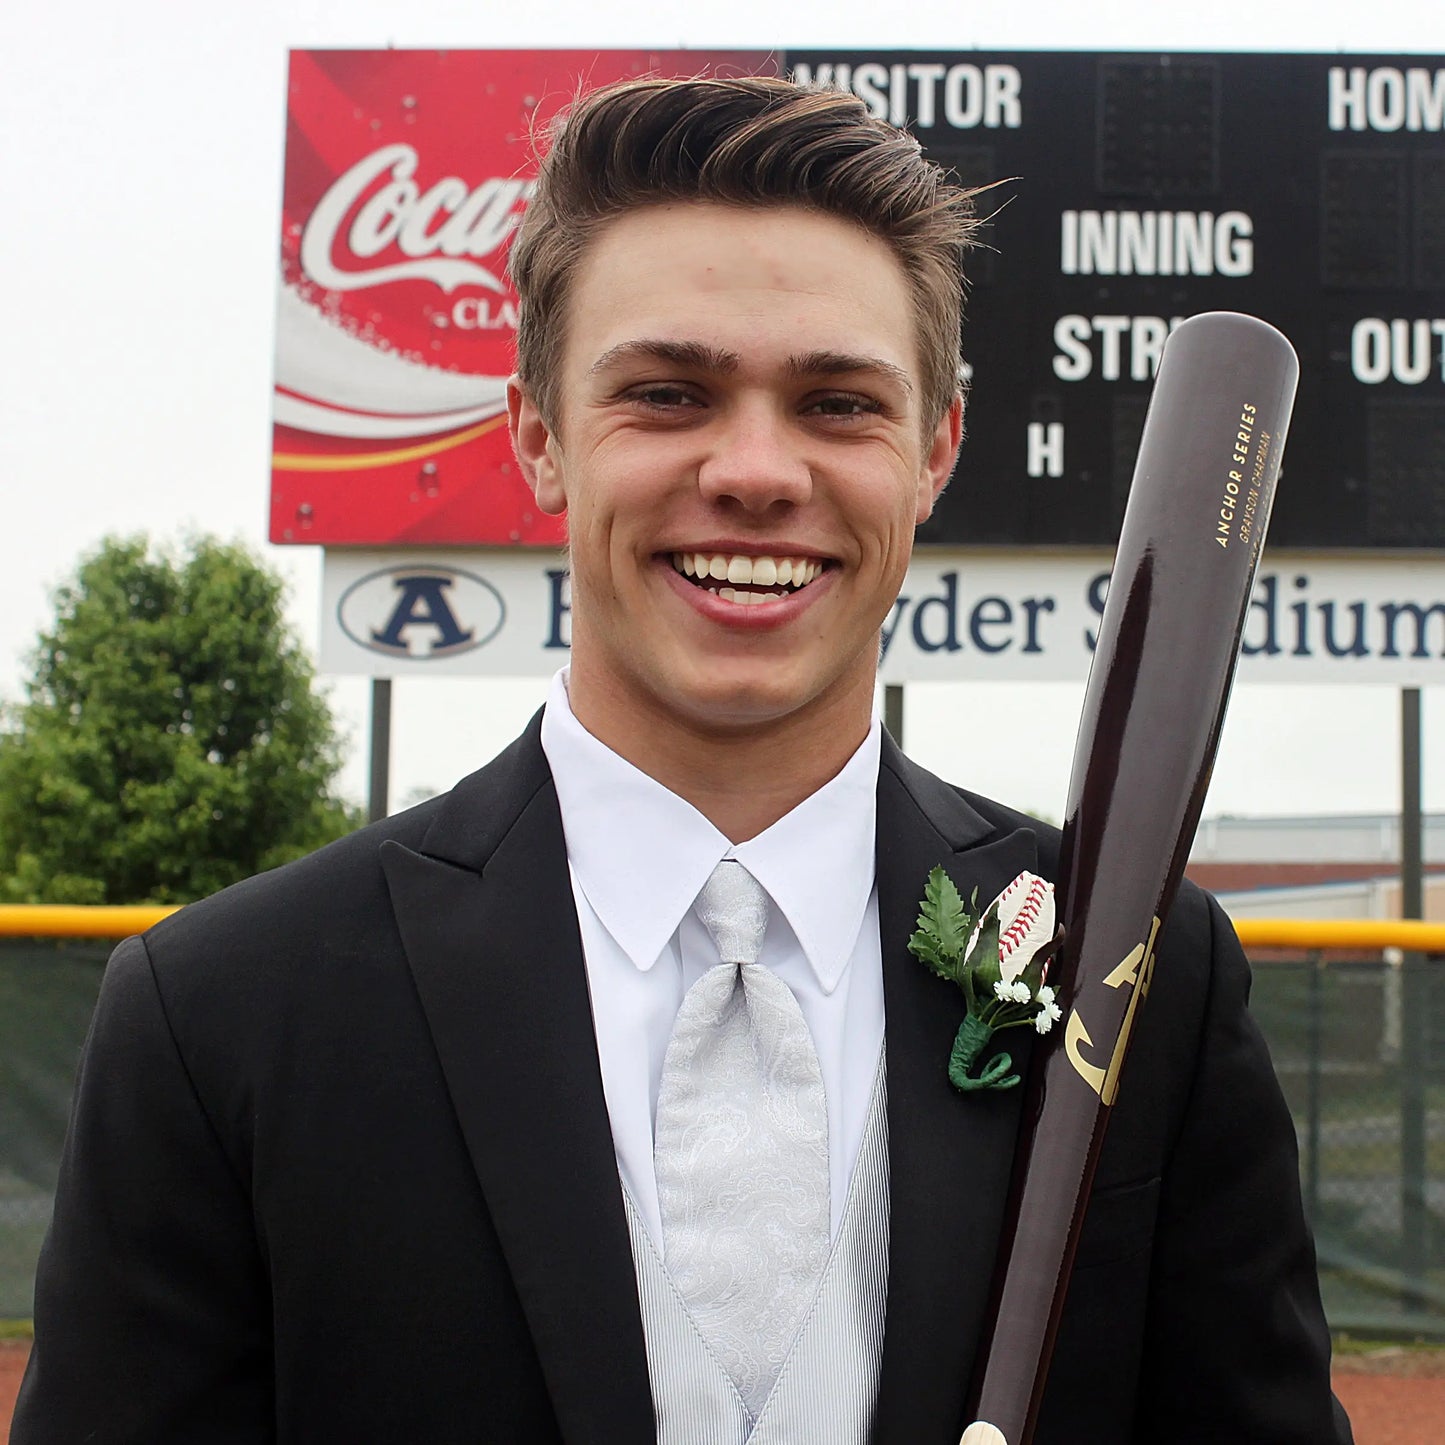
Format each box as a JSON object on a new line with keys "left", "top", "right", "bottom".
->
{"left": 628, "top": 385, "right": 699, "bottom": 410}
{"left": 808, "top": 393, "right": 884, "bottom": 418}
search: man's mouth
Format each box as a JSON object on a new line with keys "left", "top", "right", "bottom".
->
{"left": 670, "top": 552, "right": 826, "bottom": 606}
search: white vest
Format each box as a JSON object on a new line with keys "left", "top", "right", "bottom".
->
{"left": 623, "top": 1054, "right": 889, "bottom": 1445}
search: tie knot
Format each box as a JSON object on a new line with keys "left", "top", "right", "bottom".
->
{"left": 696, "top": 861, "right": 769, "bottom": 966}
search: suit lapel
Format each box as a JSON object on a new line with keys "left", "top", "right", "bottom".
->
{"left": 873, "top": 739, "right": 1041, "bottom": 1444}
{"left": 380, "top": 724, "right": 652, "bottom": 1445}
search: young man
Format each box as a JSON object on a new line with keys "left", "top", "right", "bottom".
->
{"left": 17, "top": 77, "right": 1349, "bottom": 1443}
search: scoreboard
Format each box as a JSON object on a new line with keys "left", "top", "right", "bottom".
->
{"left": 780, "top": 52, "right": 1445, "bottom": 551}
{"left": 274, "top": 50, "right": 1445, "bottom": 551}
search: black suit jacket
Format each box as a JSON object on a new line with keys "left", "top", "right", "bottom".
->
{"left": 16, "top": 720, "right": 1350, "bottom": 1443}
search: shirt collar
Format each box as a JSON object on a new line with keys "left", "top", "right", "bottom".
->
{"left": 539, "top": 670, "right": 879, "bottom": 995}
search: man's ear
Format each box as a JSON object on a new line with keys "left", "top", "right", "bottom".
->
{"left": 916, "top": 392, "right": 964, "bottom": 525}
{"left": 507, "top": 376, "right": 567, "bottom": 516}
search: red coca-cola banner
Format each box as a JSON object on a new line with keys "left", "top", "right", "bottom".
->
{"left": 272, "top": 49, "right": 771, "bottom": 546}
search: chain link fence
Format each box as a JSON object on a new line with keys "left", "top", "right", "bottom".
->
{"left": 1, "top": 936, "right": 1442, "bottom": 1338}
{"left": 0, "top": 940, "right": 109, "bottom": 1318}
{"left": 1252, "top": 952, "right": 1445, "bottom": 1339}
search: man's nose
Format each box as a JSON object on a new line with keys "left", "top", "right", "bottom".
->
{"left": 696, "top": 401, "right": 813, "bottom": 512}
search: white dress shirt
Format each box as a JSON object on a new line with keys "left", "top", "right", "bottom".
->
{"left": 539, "top": 670, "right": 885, "bottom": 1248}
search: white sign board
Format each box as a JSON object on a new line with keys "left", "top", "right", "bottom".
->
{"left": 321, "top": 548, "right": 1445, "bottom": 685}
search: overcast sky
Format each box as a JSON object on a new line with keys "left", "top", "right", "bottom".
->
{"left": 2, "top": 1, "right": 1442, "bottom": 822}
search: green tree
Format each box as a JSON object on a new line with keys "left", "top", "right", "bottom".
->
{"left": 0, "top": 536, "right": 361, "bottom": 904}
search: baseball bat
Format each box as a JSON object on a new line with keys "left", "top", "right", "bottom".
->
{"left": 958, "top": 311, "right": 1299, "bottom": 1445}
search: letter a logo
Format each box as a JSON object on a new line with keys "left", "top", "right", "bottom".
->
{"left": 371, "top": 573, "right": 474, "bottom": 657}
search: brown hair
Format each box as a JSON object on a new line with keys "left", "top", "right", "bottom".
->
{"left": 508, "top": 75, "right": 982, "bottom": 432}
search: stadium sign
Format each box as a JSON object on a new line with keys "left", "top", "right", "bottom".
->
{"left": 321, "top": 550, "right": 1445, "bottom": 685}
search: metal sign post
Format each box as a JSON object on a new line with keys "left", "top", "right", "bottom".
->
{"left": 368, "top": 678, "right": 392, "bottom": 823}
{"left": 1399, "top": 686, "right": 1427, "bottom": 1310}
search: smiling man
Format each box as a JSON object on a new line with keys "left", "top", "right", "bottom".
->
{"left": 510, "top": 195, "right": 958, "bottom": 840}
{"left": 17, "top": 76, "right": 1349, "bottom": 1445}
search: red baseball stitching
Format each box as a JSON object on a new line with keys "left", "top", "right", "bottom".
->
{"left": 998, "top": 879, "right": 1047, "bottom": 957}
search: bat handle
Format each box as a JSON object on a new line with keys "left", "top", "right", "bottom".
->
{"left": 960, "top": 1423, "right": 1010, "bottom": 1444}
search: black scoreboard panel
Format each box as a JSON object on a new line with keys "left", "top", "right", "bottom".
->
{"left": 783, "top": 51, "right": 1445, "bottom": 550}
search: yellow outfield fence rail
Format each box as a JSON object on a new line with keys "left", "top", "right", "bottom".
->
{"left": 1234, "top": 918, "right": 1445, "bottom": 952}
{"left": 0, "top": 905, "right": 1441, "bottom": 950}
{"left": 0, "top": 905, "right": 178, "bottom": 938}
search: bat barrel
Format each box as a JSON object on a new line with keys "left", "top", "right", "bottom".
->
{"left": 961, "top": 312, "right": 1299, "bottom": 1445}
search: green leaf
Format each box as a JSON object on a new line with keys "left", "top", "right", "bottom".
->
{"left": 1018, "top": 934, "right": 1060, "bottom": 995}
{"left": 907, "top": 926, "right": 949, "bottom": 977}
{"left": 925, "top": 866, "right": 971, "bottom": 954}
{"left": 966, "top": 902, "right": 1003, "bottom": 995}
{"left": 906, "top": 866, "right": 974, "bottom": 987}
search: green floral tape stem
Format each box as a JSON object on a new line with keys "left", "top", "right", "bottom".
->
{"left": 949, "top": 1014, "right": 1020, "bottom": 1092}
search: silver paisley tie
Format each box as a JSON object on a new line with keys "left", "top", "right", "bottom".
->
{"left": 653, "top": 860, "right": 830, "bottom": 1416}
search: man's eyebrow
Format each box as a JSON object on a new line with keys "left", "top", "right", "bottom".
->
{"left": 786, "top": 350, "right": 914, "bottom": 394}
{"left": 588, "top": 339, "right": 740, "bottom": 376}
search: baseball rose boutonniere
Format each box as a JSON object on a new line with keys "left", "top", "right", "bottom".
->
{"left": 908, "top": 868, "right": 1062, "bottom": 1093}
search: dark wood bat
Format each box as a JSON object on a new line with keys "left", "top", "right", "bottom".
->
{"left": 958, "top": 311, "right": 1300, "bottom": 1445}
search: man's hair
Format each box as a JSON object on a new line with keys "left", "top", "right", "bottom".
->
{"left": 508, "top": 75, "right": 983, "bottom": 432}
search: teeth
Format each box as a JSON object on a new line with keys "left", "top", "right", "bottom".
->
{"left": 671, "top": 552, "right": 823, "bottom": 590}
{"left": 718, "top": 586, "right": 787, "bottom": 606}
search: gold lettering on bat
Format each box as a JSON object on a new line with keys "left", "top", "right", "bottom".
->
{"left": 1065, "top": 915, "right": 1163, "bottom": 1106}
{"left": 1065, "top": 1011, "right": 1107, "bottom": 1096}
{"left": 1102, "top": 916, "right": 1161, "bottom": 1102}
{"left": 1216, "top": 402, "right": 1259, "bottom": 549}
{"left": 1103, "top": 945, "right": 1144, "bottom": 989}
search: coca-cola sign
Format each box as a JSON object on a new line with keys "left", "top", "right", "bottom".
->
{"left": 272, "top": 49, "right": 769, "bottom": 547}
{"left": 300, "top": 145, "right": 531, "bottom": 295}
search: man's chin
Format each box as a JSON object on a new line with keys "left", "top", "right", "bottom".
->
{"left": 659, "top": 665, "right": 866, "bottom": 739}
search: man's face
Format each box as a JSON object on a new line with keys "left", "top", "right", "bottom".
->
{"left": 509, "top": 201, "right": 960, "bottom": 743}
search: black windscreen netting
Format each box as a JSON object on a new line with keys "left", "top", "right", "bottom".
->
{"left": 0, "top": 939, "right": 1441, "bottom": 1337}
{"left": 1251, "top": 955, "right": 1445, "bottom": 1339}
{"left": 0, "top": 940, "right": 109, "bottom": 1318}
